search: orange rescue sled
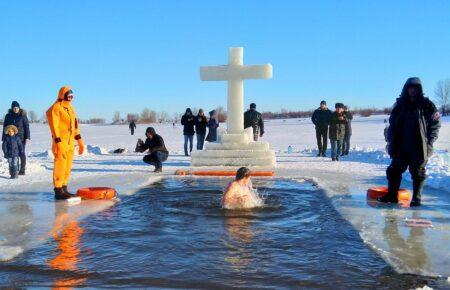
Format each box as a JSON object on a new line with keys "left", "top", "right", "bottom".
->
{"left": 367, "top": 186, "right": 411, "bottom": 202}
{"left": 76, "top": 187, "right": 117, "bottom": 200}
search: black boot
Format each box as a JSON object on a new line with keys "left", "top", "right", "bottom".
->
{"left": 54, "top": 187, "right": 74, "bottom": 200}
{"left": 62, "top": 185, "right": 75, "bottom": 196}
{"left": 378, "top": 179, "right": 400, "bottom": 203}
{"left": 410, "top": 179, "right": 425, "bottom": 207}
{"left": 154, "top": 166, "right": 162, "bottom": 173}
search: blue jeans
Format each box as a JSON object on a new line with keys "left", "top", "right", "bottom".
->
{"left": 330, "top": 140, "right": 343, "bottom": 159}
{"left": 143, "top": 151, "right": 168, "bottom": 169}
{"left": 7, "top": 157, "right": 19, "bottom": 176}
{"left": 184, "top": 135, "right": 194, "bottom": 155}
{"left": 196, "top": 134, "right": 205, "bottom": 150}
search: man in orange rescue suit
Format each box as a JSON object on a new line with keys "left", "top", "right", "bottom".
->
{"left": 46, "top": 87, "right": 85, "bottom": 200}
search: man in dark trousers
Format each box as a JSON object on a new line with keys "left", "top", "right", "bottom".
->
{"left": 136, "top": 127, "right": 169, "bottom": 173}
{"left": 129, "top": 120, "right": 137, "bottom": 135}
{"left": 195, "top": 109, "right": 208, "bottom": 150}
{"left": 311, "top": 100, "right": 332, "bottom": 157}
{"left": 342, "top": 105, "right": 353, "bottom": 156}
{"left": 244, "top": 103, "right": 264, "bottom": 141}
{"left": 181, "top": 108, "right": 195, "bottom": 156}
{"left": 380, "top": 77, "right": 441, "bottom": 206}
{"left": 2, "top": 101, "right": 30, "bottom": 175}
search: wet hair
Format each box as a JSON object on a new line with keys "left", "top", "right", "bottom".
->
{"left": 145, "top": 127, "right": 156, "bottom": 136}
{"left": 236, "top": 167, "right": 251, "bottom": 181}
{"left": 250, "top": 103, "right": 256, "bottom": 109}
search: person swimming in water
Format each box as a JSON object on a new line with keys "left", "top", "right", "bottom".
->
{"left": 222, "top": 167, "right": 263, "bottom": 210}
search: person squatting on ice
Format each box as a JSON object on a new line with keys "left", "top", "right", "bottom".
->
{"left": 342, "top": 105, "right": 353, "bottom": 156}
{"left": 46, "top": 86, "right": 85, "bottom": 200}
{"left": 2, "top": 101, "right": 30, "bottom": 175}
{"left": 311, "top": 100, "right": 332, "bottom": 157}
{"left": 136, "top": 127, "right": 169, "bottom": 173}
{"left": 329, "top": 103, "right": 347, "bottom": 161}
{"left": 222, "top": 167, "right": 263, "bottom": 210}
{"left": 195, "top": 109, "right": 208, "bottom": 150}
{"left": 2, "top": 125, "right": 24, "bottom": 179}
{"left": 181, "top": 108, "right": 195, "bottom": 156}
{"left": 206, "top": 110, "right": 219, "bottom": 143}
{"left": 244, "top": 103, "right": 264, "bottom": 141}
{"left": 380, "top": 77, "right": 441, "bottom": 207}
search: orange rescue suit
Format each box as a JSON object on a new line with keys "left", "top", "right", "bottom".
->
{"left": 46, "top": 86, "right": 85, "bottom": 188}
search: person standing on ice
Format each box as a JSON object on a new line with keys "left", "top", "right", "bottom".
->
{"left": 46, "top": 87, "right": 85, "bottom": 200}
{"left": 380, "top": 77, "right": 441, "bottom": 206}
{"left": 2, "top": 101, "right": 30, "bottom": 175}
{"left": 329, "top": 103, "right": 347, "bottom": 161}
{"left": 2, "top": 125, "right": 24, "bottom": 179}
{"left": 129, "top": 120, "right": 137, "bottom": 135}
{"left": 342, "top": 105, "right": 353, "bottom": 156}
{"left": 181, "top": 108, "right": 195, "bottom": 156}
{"left": 136, "top": 127, "right": 169, "bottom": 173}
{"left": 311, "top": 100, "right": 332, "bottom": 157}
{"left": 206, "top": 110, "right": 219, "bottom": 142}
{"left": 195, "top": 109, "right": 208, "bottom": 150}
{"left": 244, "top": 103, "right": 264, "bottom": 141}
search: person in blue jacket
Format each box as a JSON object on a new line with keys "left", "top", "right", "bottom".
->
{"left": 2, "top": 101, "right": 30, "bottom": 175}
{"left": 2, "top": 125, "right": 24, "bottom": 179}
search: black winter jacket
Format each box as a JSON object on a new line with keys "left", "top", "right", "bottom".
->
{"left": 181, "top": 115, "right": 195, "bottom": 135}
{"left": 2, "top": 135, "right": 24, "bottom": 158}
{"left": 137, "top": 134, "right": 169, "bottom": 154}
{"left": 2, "top": 109, "right": 30, "bottom": 142}
{"left": 244, "top": 109, "right": 264, "bottom": 134}
{"left": 329, "top": 112, "right": 347, "bottom": 140}
{"left": 387, "top": 77, "right": 441, "bottom": 160}
{"left": 195, "top": 115, "right": 208, "bottom": 135}
{"left": 311, "top": 108, "right": 332, "bottom": 130}
{"left": 344, "top": 111, "right": 353, "bottom": 136}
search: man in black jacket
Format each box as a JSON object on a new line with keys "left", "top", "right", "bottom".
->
{"left": 380, "top": 77, "right": 441, "bottom": 206}
{"left": 181, "top": 108, "right": 195, "bottom": 156}
{"left": 244, "top": 103, "right": 264, "bottom": 141}
{"left": 195, "top": 109, "right": 208, "bottom": 150}
{"left": 136, "top": 127, "right": 169, "bottom": 173}
{"left": 129, "top": 120, "right": 137, "bottom": 135}
{"left": 2, "top": 101, "right": 30, "bottom": 175}
{"left": 311, "top": 100, "right": 332, "bottom": 157}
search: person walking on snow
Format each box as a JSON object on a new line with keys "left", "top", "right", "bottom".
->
{"left": 206, "top": 110, "right": 219, "bottom": 142}
{"left": 181, "top": 108, "right": 195, "bottom": 156}
{"left": 379, "top": 77, "right": 440, "bottom": 207}
{"left": 129, "top": 120, "right": 137, "bottom": 135}
{"left": 244, "top": 103, "right": 264, "bottom": 141}
{"left": 2, "top": 125, "right": 24, "bottom": 179}
{"left": 2, "top": 101, "right": 30, "bottom": 175}
{"left": 136, "top": 127, "right": 169, "bottom": 173}
{"left": 311, "top": 100, "right": 332, "bottom": 157}
{"left": 342, "top": 105, "right": 353, "bottom": 156}
{"left": 46, "top": 87, "right": 85, "bottom": 200}
{"left": 195, "top": 109, "right": 208, "bottom": 150}
{"left": 329, "top": 103, "right": 347, "bottom": 161}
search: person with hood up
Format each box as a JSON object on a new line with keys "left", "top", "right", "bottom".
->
{"left": 2, "top": 125, "right": 24, "bottom": 179}
{"left": 181, "top": 108, "right": 195, "bottom": 156}
{"left": 342, "top": 105, "right": 353, "bottom": 156}
{"left": 2, "top": 101, "right": 30, "bottom": 175}
{"left": 136, "top": 127, "right": 169, "bottom": 173}
{"left": 46, "top": 87, "right": 85, "bottom": 200}
{"left": 195, "top": 109, "right": 208, "bottom": 150}
{"left": 206, "top": 110, "right": 219, "bottom": 142}
{"left": 311, "top": 100, "right": 332, "bottom": 157}
{"left": 244, "top": 103, "right": 264, "bottom": 141}
{"left": 129, "top": 120, "right": 137, "bottom": 135}
{"left": 329, "top": 103, "right": 347, "bottom": 161}
{"left": 380, "top": 77, "right": 441, "bottom": 206}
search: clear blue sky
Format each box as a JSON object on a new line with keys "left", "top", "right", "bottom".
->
{"left": 1, "top": 0, "right": 449, "bottom": 120}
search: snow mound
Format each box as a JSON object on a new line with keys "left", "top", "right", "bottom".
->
{"left": 0, "top": 158, "right": 45, "bottom": 176}
{"left": 86, "top": 145, "right": 108, "bottom": 155}
{"left": 0, "top": 245, "right": 23, "bottom": 261}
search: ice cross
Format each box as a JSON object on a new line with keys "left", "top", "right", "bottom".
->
{"left": 200, "top": 47, "right": 272, "bottom": 134}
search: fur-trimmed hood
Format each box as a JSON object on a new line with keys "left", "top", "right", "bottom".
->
{"left": 7, "top": 108, "right": 27, "bottom": 116}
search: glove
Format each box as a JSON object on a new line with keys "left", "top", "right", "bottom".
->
{"left": 77, "top": 139, "right": 85, "bottom": 155}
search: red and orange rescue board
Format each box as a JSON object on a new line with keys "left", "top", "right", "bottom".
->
{"left": 77, "top": 187, "right": 117, "bottom": 200}
{"left": 367, "top": 186, "right": 411, "bottom": 207}
{"left": 175, "top": 169, "right": 275, "bottom": 177}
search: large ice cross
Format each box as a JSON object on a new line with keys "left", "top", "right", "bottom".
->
{"left": 200, "top": 47, "right": 272, "bottom": 134}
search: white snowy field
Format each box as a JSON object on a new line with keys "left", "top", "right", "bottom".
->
{"left": 1, "top": 115, "right": 449, "bottom": 278}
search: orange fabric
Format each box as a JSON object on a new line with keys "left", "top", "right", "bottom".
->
{"left": 46, "top": 86, "right": 83, "bottom": 187}
{"left": 76, "top": 187, "right": 117, "bottom": 200}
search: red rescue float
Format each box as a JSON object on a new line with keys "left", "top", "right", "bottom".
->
{"left": 76, "top": 187, "right": 117, "bottom": 200}
{"left": 367, "top": 186, "right": 411, "bottom": 203}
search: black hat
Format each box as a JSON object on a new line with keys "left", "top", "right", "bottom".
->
{"left": 335, "top": 103, "right": 344, "bottom": 109}
{"left": 320, "top": 100, "right": 326, "bottom": 105}
{"left": 250, "top": 103, "right": 256, "bottom": 109}
{"left": 209, "top": 110, "right": 216, "bottom": 116}
{"left": 11, "top": 101, "right": 20, "bottom": 109}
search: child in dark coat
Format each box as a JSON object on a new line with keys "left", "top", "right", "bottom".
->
{"left": 2, "top": 125, "right": 24, "bottom": 179}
